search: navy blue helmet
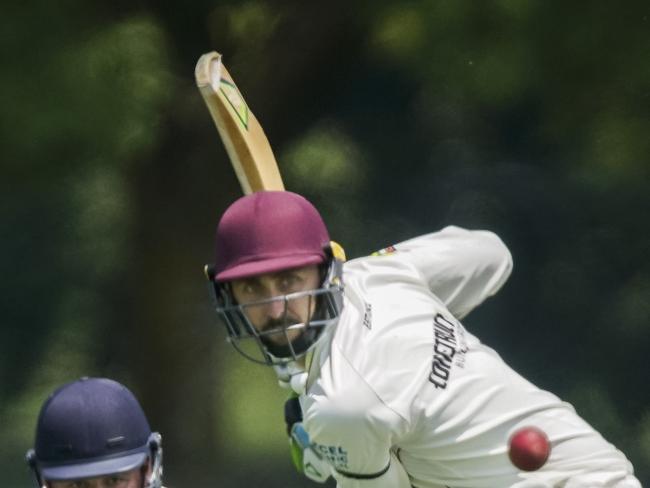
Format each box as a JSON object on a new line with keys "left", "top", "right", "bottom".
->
{"left": 26, "top": 377, "right": 162, "bottom": 487}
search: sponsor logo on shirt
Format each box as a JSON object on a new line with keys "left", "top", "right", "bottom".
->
{"left": 429, "top": 313, "right": 468, "bottom": 389}
{"left": 363, "top": 302, "right": 372, "bottom": 329}
{"left": 312, "top": 443, "right": 349, "bottom": 470}
{"left": 371, "top": 245, "right": 397, "bottom": 256}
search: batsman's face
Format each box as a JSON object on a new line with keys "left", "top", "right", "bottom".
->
{"left": 230, "top": 265, "right": 321, "bottom": 345}
{"left": 47, "top": 466, "right": 146, "bottom": 488}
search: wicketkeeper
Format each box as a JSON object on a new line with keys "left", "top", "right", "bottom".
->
{"left": 205, "top": 190, "right": 640, "bottom": 487}
{"left": 26, "top": 377, "right": 164, "bottom": 488}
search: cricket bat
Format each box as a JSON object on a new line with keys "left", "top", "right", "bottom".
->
{"left": 195, "top": 51, "right": 284, "bottom": 194}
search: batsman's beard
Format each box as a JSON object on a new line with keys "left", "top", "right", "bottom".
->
{"left": 257, "top": 314, "right": 318, "bottom": 359}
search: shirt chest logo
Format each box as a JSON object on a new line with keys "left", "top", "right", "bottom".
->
{"left": 429, "top": 313, "right": 468, "bottom": 389}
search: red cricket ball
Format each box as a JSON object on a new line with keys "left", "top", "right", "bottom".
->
{"left": 508, "top": 426, "right": 550, "bottom": 471}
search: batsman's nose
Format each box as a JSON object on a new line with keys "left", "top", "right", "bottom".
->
{"left": 264, "top": 298, "right": 287, "bottom": 320}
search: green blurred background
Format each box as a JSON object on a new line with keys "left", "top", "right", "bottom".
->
{"left": 2, "top": 1, "right": 649, "bottom": 486}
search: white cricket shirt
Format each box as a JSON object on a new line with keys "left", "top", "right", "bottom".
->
{"left": 300, "top": 226, "right": 639, "bottom": 488}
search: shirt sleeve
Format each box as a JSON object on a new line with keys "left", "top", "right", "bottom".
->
{"left": 304, "top": 399, "right": 398, "bottom": 483}
{"left": 391, "top": 226, "right": 513, "bottom": 319}
{"left": 302, "top": 359, "right": 411, "bottom": 488}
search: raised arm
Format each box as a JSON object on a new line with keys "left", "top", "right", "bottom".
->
{"left": 388, "top": 226, "right": 513, "bottom": 319}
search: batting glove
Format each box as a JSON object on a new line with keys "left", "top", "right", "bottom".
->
{"left": 285, "top": 396, "right": 332, "bottom": 483}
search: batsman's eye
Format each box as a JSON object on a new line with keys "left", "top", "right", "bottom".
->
{"left": 234, "top": 281, "right": 263, "bottom": 300}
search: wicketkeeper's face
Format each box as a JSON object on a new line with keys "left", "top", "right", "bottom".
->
{"left": 230, "top": 265, "right": 321, "bottom": 346}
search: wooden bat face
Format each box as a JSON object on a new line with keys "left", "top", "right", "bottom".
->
{"left": 195, "top": 52, "right": 284, "bottom": 194}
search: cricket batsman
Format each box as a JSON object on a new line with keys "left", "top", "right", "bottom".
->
{"left": 205, "top": 190, "right": 641, "bottom": 487}
{"left": 26, "top": 377, "right": 164, "bottom": 488}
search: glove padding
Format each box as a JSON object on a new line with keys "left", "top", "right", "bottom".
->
{"left": 285, "top": 396, "right": 332, "bottom": 483}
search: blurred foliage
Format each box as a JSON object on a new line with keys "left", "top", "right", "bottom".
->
{"left": 1, "top": 0, "right": 649, "bottom": 486}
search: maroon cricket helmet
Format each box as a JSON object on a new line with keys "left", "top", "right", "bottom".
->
{"left": 214, "top": 191, "right": 330, "bottom": 282}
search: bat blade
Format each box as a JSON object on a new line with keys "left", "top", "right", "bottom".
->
{"left": 195, "top": 51, "right": 284, "bottom": 194}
